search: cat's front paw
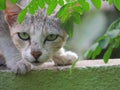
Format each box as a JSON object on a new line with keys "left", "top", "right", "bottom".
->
{"left": 7, "top": 60, "right": 31, "bottom": 74}
{"left": 53, "top": 51, "right": 78, "bottom": 66}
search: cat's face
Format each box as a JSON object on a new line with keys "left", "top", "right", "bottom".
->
{"left": 11, "top": 14, "right": 67, "bottom": 64}
{"left": 5, "top": 1, "right": 67, "bottom": 65}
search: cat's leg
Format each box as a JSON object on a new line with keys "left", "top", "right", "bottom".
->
{"left": 1, "top": 38, "right": 31, "bottom": 74}
{"left": 53, "top": 48, "right": 78, "bottom": 66}
{"left": 0, "top": 30, "right": 31, "bottom": 74}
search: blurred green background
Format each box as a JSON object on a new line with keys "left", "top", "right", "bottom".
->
{"left": 66, "top": 2, "right": 120, "bottom": 59}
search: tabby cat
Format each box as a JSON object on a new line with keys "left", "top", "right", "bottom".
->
{"left": 0, "top": 0, "right": 78, "bottom": 74}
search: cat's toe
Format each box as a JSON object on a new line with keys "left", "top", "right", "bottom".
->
{"left": 53, "top": 51, "right": 78, "bottom": 66}
{"left": 11, "top": 61, "right": 31, "bottom": 74}
{"left": 65, "top": 51, "right": 78, "bottom": 62}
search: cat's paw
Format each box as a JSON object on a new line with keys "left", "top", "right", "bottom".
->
{"left": 7, "top": 60, "right": 31, "bottom": 74}
{"left": 53, "top": 51, "right": 78, "bottom": 66}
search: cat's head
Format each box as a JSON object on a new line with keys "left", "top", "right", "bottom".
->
{"left": 5, "top": 0, "right": 67, "bottom": 65}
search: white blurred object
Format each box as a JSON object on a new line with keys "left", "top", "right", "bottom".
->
{"left": 67, "top": 11, "right": 107, "bottom": 59}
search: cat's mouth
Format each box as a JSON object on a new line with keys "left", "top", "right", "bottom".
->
{"left": 33, "top": 60, "right": 40, "bottom": 63}
{"left": 31, "top": 60, "right": 43, "bottom": 66}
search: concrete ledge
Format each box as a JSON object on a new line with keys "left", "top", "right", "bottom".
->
{"left": 0, "top": 59, "right": 120, "bottom": 90}
{"left": 32, "top": 59, "right": 120, "bottom": 70}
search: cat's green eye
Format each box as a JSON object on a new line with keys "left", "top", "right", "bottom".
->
{"left": 18, "top": 32, "right": 30, "bottom": 41}
{"left": 46, "top": 34, "right": 58, "bottom": 41}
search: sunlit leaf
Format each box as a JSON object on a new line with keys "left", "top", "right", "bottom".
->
{"left": 82, "top": 2, "right": 90, "bottom": 11}
{"left": 47, "top": 0, "right": 57, "bottom": 15}
{"left": 45, "top": 0, "right": 51, "bottom": 5}
{"left": 10, "top": 0, "right": 17, "bottom": 4}
{"left": 114, "top": 0, "right": 120, "bottom": 10}
{"left": 78, "top": 0, "right": 90, "bottom": 11}
{"left": 28, "top": 5, "right": 35, "bottom": 15}
{"left": 32, "top": 0, "right": 39, "bottom": 10}
{"left": 0, "top": 0, "right": 6, "bottom": 11}
{"left": 66, "top": 0, "right": 70, "bottom": 2}
{"left": 57, "top": 4, "right": 69, "bottom": 22}
{"left": 58, "top": 0, "right": 64, "bottom": 6}
{"left": 91, "top": 0, "right": 101, "bottom": 9}
{"left": 18, "top": 9, "right": 27, "bottom": 24}
{"left": 108, "top": 0, "right": 113, "bottom": 5}
{"left": 38, "top": 0, "right": 45, "bottom": 8}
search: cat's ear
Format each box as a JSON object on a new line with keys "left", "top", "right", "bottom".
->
{"left": 50, "top": 7, "right": 60, "bottom": 17}
{"left": 5, "top": 0, "right": 21, "bottom": 26}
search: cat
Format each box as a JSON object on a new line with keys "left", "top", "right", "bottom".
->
{"left": 0, "top": 0, "right": 78, "bottom": 74}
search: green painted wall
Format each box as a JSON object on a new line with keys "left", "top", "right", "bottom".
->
{"left": 0, "top": 66, "right": 120, "bottom": 90}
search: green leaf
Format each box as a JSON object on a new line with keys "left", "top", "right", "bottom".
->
{"left": 114, "top": 0, "right": 120, "bottom": 10}
{"left": 92, "top": 46, "right": 102, "bottom": 59}
{"left": 58, "top": 0, "right": 64, "bottom": 6}
{"left": 99, "top": 37, "right": 110, "bottom": 49}
{"left": 47, "top": 0, "right": 57, "bottom": 15}
{"left": 107, "top": 29, "right": 120, "bottom": 39}
{"left": 91, "top": 0, "right": 101, "bottom": 9}
{"left": 66, "top": 0, "right": 70, "bottom": 2}
{"left": 0, "top": 0, "right": 6, "bottom": 11}
{"left": 78, "top": 0, "right": 90, "bottom": 11}
{"left": 45, "top": 0, "right": 51, "bottom": 5}
{"left": 90, "top": 43, "right": 99, "bottom": 51}
{"left": 84, "top": 49, "right": 92, "bottom": 59}
{"left": 103, "top": 45, "right": 112, "bottom": 63}
{"left": 57, "top": 4, "right": 69, "bottom": 22}
{"left": 72, "top": 6, "right": 83, "bottom": 15}
{"left": 85, "top": 43, "right": 99, "bottom": 58}
{"left": 28, "top": 5, "right": 35, "bottom": 15}
{"left": 95, "top": 46, "right": 102, "bottom": 57}
{"left": 108, "top": 0, "right": 113, "bottom": 5}
{"left": 69, "top": 59, "right": 78, "bottom": 75}
{"left": 108, "top": 18, "right": 120, "bottom": 31}
{"left": 10, "top": 0, "right": 17, "bottom": 4}
{"left": 97, "top": 35, "right": 107, "bottom": 42}
{"left": 78, "top": 0, "right": 85, "bottom": 5}
{"left": 18, "top": 9, "right": 27, "bottom": 24}
{"left": 62, "top": 18, "right": 74, "bottom": 38}
{"left": 32, "top": 0, "right": 39, "bottom": 10}
{"left": 38, "top": 0, "right": 45, "bottom": 8}
{"left": 71, "top": 12, "right": 80, "bottom": 24}
{"left": 82, "top": 2, "right": 90, "bottom": 11}
{"left": 111, "top": 38, "right": 120, "bottom": 48}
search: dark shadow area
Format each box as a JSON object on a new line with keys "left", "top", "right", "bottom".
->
{"left": 0, "top": 54, "right": 7, "bottom": 70}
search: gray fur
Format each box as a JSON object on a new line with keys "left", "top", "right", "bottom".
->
{"left": 0, "top": 0, "right": 78, "bottom": 74}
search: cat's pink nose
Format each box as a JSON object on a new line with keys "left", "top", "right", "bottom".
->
{"left": 31, "top": 51, "right": 42, "bottom": 60}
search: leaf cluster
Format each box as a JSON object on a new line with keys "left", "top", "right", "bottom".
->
{"left": 1, "top": 0, "right": 119, "bottom": 37}
{"left": 17, "top": 0, "right": 120, "bottom": 37}
{"left": 85, "top": 18, "right": 120, "bottom": 63}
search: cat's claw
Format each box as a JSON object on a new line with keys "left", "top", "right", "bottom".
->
{"left": 9, "top": 60, "right": 31, "bottom": 74}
